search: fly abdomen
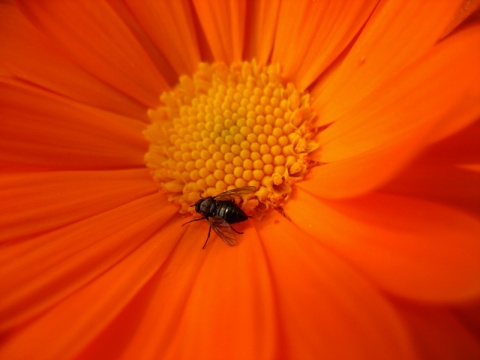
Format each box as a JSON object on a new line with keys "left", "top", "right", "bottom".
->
{"left": 216, "top": 201, "right": 248, "bottom": 224}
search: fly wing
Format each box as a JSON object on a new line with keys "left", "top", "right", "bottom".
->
{"left": 208, "top": 216, "right": 237, "bottom": 246}
{"left": 213, "top": 186, "right": 256, "bottom": 201}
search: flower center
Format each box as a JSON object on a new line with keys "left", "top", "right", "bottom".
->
{"left": 144, "top": 60, "right": 318, "bottom": 217}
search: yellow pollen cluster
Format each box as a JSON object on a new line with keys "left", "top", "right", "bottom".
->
{"left": 145, "top": 60, "right": 318, "bottom": 216}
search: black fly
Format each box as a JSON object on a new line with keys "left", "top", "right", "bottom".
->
{"left": 182, "top": 186, "right": 256, "bottom": 249}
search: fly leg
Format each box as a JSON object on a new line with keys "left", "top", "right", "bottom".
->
{"left": 202, "top": 225, "right": 212, "bottom": 249}
{"left": 229, "top": 225, "right": 243, "bottom": 234}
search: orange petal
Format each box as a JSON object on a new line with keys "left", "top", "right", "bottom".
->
{"left": 382, "top": 121, "right": 480, "bottom": 217}
{"left": 17, "top": 0, "right": 169, "bottom": 107}
{"left": 254, "top": 212, "right": 414, "bottom": 359}
{"left": 397, "top": 302, "right": 480, "bottom": 359}
{"left": 0, "top": 80, "right": 146, "bottom": 170}
{"left": 312, "top": 0, "right": 463, "bottom": 123}
{"left": 316, "top": 23, "right": 480, "bottom": 162}
{"left": 453, "top": 299, "right": 480, "bottom": 344}
{"left": 123, "top": 0, "right": 201, "bottom": 77}
{"left": 305, "top": 133, "right": 429, "bottom": 199}
{"left": 0, "top": 169, "right": 156, "bottom": 241}
{"left": 243, "top": 0, "right": 281, "bottom": 64}
{"left": 160, "top": 221, "right": 279, "bottom": 359}
{"left": 288, "top": 188, "right": 480, "bottom": 303}
{"left": 442, "top": 0, "right": 480, "bottom": 36}
{"left": 75, "top": 213, "right": 415, "bottom": 359}
{"left": 307, "top": 24, "right": 480, "bottom": 198}
{"left": 192, "top": 0, "right": 246, "bottom": 63}
{"left": 271, "top": 0, "right": 378, "bottom": 89}
{"left": 0, "top": 2, "right": 147, "bottom": 120}
{"left": 78, "top": 219, "right": 277, "bottom": 359}
{"left": 0, "top": 195, "right": 181, "bottom": 359}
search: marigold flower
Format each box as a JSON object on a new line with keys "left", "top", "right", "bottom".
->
{"left": 1, "top": 1, "right": 480, "bottom": 359}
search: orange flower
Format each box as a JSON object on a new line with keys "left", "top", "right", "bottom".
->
{"left": 1, "top": 1, "right": 480, "bottom": 359}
